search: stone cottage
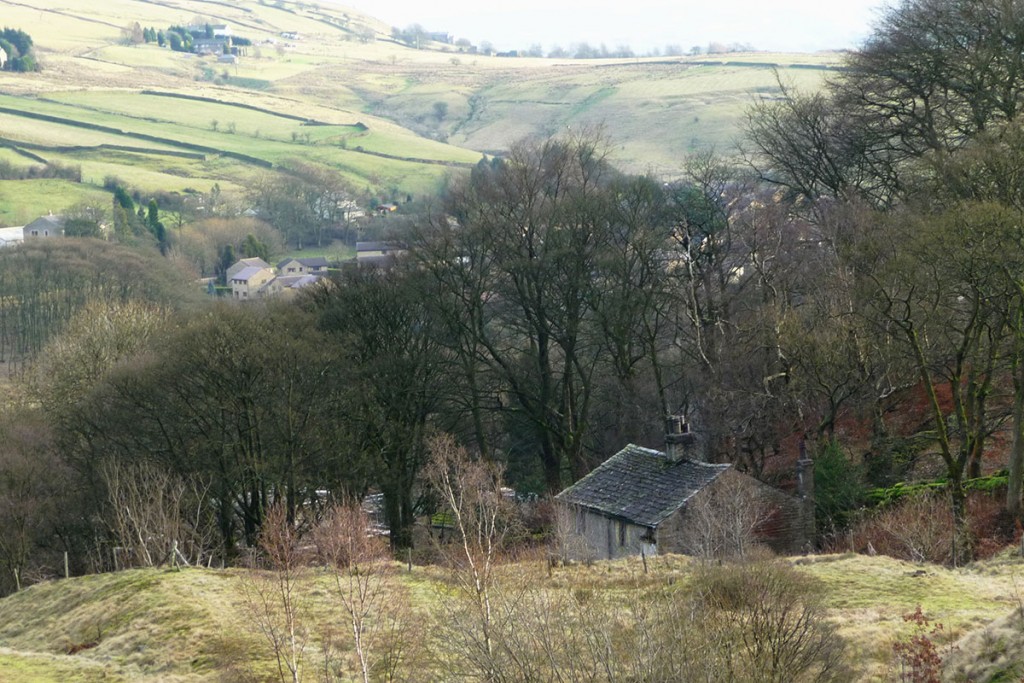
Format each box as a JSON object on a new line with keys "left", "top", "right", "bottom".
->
{"left": 555, "top": 417, "right": 814, "bottom": 560}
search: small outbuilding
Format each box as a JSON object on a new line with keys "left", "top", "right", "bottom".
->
{"left": 555, "top": 417, "right": 814, "bottom": 561}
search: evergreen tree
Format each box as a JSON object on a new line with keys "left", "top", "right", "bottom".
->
{"left": 218, "top": 244, "right": 235, "bottom": 285}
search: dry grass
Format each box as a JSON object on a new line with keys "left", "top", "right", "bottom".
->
{"left": 0, "top": 550, "right": 1022, "bottom": 681}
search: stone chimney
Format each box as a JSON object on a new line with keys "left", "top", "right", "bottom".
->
{"left": 796, "top": 438, "right": 816, "bottom": 546}
{"left": 665, "top": 414, "right": 697, "bottom": 463}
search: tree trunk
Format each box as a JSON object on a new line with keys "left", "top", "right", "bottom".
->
{"left": 1008, "top": 357, "right": 1024, "bottom": 519}
{"left": 949, "top": 478, "right": 970, "bottom": 568}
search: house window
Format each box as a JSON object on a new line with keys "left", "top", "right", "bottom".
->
{"left": 618, "top": 521, "right": 627, "bottom": 546}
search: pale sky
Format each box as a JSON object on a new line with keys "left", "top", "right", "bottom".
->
{"left": 333, "top": 0, "right": 891, "bottom": 53}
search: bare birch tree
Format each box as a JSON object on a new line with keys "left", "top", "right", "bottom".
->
{"left": 425, "top": 433, "right": 518, "bottom": 681}
{"left": 313, "top": 501, "right": 407, "bottom": 683}
{"left": 241, "top": 501, "right": 310, "bottom": 683}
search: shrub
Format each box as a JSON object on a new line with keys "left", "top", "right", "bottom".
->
{"left": 844, "top": 492, "right": 955, "bottom": 564}
{"left": 840, "top": 490, "right": 1013, "bottom": 565}
{"left": 891, "top": 607, "right": 949, "bottom": 683}
{"left": 690, "top": 559, "right": 849, "bottom": 682}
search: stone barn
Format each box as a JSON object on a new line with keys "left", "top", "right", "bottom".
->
{"left": 555, "top": 418, "right": 814, "bottom": 561}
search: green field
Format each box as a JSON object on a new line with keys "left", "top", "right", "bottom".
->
{"left": 0, "top": 0, "right": 843, "bottom": 217}
{"left": 0, "top": 179, "right": 111, "bottom": 225}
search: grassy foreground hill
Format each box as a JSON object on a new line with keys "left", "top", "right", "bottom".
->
{"left": 0, "top": 0, "right": 839, "bottom": 223}
{"left": 0, "top": 552, "right": 1021, "bottom": 682}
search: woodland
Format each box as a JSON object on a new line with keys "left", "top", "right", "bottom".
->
{"left": 3, "top": 0, "right": 1024, "bottom": 580}
{"left": 4, "top": 3, "right": 1024, "bottom": 681}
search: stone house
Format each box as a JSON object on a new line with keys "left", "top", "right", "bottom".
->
{"left": 225, "top": 257, "right": 327, "bottom": 300}
{"left": 226, "top": 257, "right": 270, "bottom": 282}
{"left": 277, "top": 256, "right": 329, "bottom": 275}
{"left": 355, "top": 241, "right": 406, "bottom": 267}
{"left": 230, "top": 264, "right": 276, "bottom": 299}
{"left": 23, "top": 214, "right": 65, "bottom": 239}
{"left": 556, "top": 418, "right": 813, "bottom": 561}
{"left": 267, "top": 273, "right": 322, "bottom": 299}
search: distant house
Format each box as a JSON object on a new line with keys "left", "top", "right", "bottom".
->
{"left": 223, "top": 256, "right": 328, "bottom": 300}
{"left": 268, "top": 273, "right": 323, "bottom": 299}
{"left": 276, "top": 256, "right": 329, "bottom": 275}
{"left": 23, "top": 215, "right": 65, "bottom": 239}
{"left": 230, "top": 265, "right": 276, "bottom": 299}
{"left": 426, "top": 31, "right": 452, "bottom": 44}
{"left": 0, "top": 226, "right": 23, "bottom": 248}
{"left": 377, "top": 203, "right": 399, "bottom": 215}
{"left": 193, "top": 37, "right": 231, "bottom": 55}
{"left": 226, "top": 257, "right": 270, "bottom": 283}
{"left": 188, "top": 23, "right": 232, "bottom": 38}
{"left": 218, "top": 54, "right": 238, "bottom": 64}
{"left": 355, "top": 241, "right": 406, "bottom": 267}
{"left": 556, "top": 418, "right": 813, "bottom": 561}
{"left": 0, "top": 47, "right": 7, "bottom": 69}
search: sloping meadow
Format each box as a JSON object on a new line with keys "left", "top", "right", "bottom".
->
{"left": 0, "top": 552, "right": 1020, "bottom": 681}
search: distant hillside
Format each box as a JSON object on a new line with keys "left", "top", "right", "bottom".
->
{"left": 0, "top": 0, "right": 840, "bottom": 223}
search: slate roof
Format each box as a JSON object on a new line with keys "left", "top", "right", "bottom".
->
{"left": 277, "top": 256, "right": 329, "bottom": 270}
{"left": 557, "top": 444, "right": 731, "bottom": 527}
{"left": 24, "top": 215, "right": 65, "bottom": 233}
{"left": 276, "top": 274, "right": 320, "bottom": 289}
{"left": 298, "top": 256, "right": 329, "bottom": 268}
{"left": 232, "top": 266, "right": 268, "bottom": 282}
{"left": 356, "top": 241, "right": 403, "bottom": 252}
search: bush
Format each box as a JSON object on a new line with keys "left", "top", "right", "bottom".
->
{"left": 435, "top": 556, "right": 847, "bottom": 682}
{"left": 891, "top": 607, "right": 950, "bottom": 683}
{"left": 844, "top": 493, "right": 954, "bottom": 564}
{"left": 839, "top": 490, "right": 1013, "bottom": 565}
{"left": 0, "top": 161, "right": 80, "bottom": 181}
{"left": 690, "top": 559, "right": 849, "bottom": 682}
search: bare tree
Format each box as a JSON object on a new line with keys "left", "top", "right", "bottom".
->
{"left": 241, "top": 501, "right": 310, "bottom": 683}
{"left": 425, "top": 433, "right": 518, "bottom": 681}
{"left": 680, "top": 473, "right": 773, "bottom": 560}
{"left": 0, "top": 410, "right": 68, "bottom": 594}
{"left": 102, "top": 458, "right": 214, "bottom": 569}
{"left": 313, "top": 501, "right": 408, "bottom": 683}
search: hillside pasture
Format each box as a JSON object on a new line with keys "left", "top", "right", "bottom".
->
{"left": 0, "top": 179, "right": 111, "bottom": 226}
{"left": 85, "top": 45, "right": 195, "bottom": 75}
{"left": 0, "top": 91, "right": 468, "bottom": 196}
{"left": 0, "top": 0, "right": 842, "bottom": 202}
{"left": 42, "top": 150, "right": 249, "bottom": 196}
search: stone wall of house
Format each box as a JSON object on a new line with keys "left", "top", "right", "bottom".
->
{"left": 563, "top": 507, "right": 655, "bottom": 561}
{"left": 655, "top": 470, "right": 807, "bottom": 556}
{"left": 748, "top": 475, "right": 808, "bottom": 554}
